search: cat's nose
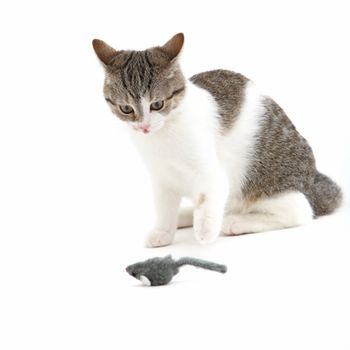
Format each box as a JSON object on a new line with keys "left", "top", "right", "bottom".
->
{"left": 141, "top": 125, "right": 150, "bottom": 134}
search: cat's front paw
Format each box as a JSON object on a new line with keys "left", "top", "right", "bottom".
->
{"left": 144, "top": 229, "right": 174, "bottom": 248}
{"left": 193, "top": 208, "right": 221, "bottom": 244}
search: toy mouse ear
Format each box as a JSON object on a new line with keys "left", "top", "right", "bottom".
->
{"left": 139, "top": 275, "right": 151, "bottom": 286}
{"left": 92, "top": 39, "right": 119, "bottom": 66}
{"left": 160, "top": 33, "right": 184, "bottom": 61}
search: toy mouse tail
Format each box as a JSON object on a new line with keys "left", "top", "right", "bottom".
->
{"left": 176, "top": 257, "right": 227, "bottom": 273}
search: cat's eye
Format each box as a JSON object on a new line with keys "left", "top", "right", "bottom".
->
{"left": 119, "top": 105, "right": 134, "bottom": 114}
{"left": 150, "top": 100, "right": 164, "bottom": 111}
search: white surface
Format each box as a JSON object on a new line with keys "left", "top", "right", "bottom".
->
{"left": 0, "top": 0, "right": 349, "bottom": 349}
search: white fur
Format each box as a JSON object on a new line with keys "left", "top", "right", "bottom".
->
{"left": 127, "top": 81, "right": 313, "bottom": 247}
{"left": 222, "top": 191, "right": 313, "bottom": 235}
{"left": 177, "top": 206, "right": 194, "bottom": 228}
{"left": 217, "top": 81, "right": 265, "bottom": 212}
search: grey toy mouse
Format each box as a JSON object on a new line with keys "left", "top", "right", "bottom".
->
{"left": 126, "top": 255, "right": 227, "bottom": 286}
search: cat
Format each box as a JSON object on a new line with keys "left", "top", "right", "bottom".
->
{"left": 92, "top": 33, "right": 342, "bottom": 247}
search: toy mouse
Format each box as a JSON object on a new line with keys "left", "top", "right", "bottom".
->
{"left": 126, "top": 255, "right": 227, "bottom": 286}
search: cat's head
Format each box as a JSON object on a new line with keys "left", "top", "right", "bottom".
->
{"left": 92, "top": 33, "right": 186, "bottom": 134}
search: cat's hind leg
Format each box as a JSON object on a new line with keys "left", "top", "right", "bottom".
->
{"left": 222, "top": 191, "right": 313, "bottom": 235}
{"left": 177, "top": 206, "right": 193, "bottom": 228}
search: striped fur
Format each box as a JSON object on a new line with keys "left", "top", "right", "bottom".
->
{"left": 93, "top": 33, "right": 342, "bottom": 247}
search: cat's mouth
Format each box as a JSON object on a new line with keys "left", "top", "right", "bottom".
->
{"left": 130, "top": 120, "right": 164, "bottom": 135}
{"left": 132, "top": 124, "right": 151, "bottom": 134}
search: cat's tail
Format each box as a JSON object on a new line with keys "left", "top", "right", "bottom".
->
{"left": 176, "top": 257, "right": 227, "bottom": 273}
{"left": 308, "top": 171, "right": 343, "bottom": 217}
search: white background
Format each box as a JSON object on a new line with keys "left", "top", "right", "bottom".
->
{"left": 0, "top": 0, "right": 349, "bottom": 349}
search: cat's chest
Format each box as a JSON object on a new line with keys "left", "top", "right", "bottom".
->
{"left": 136, "top": 134, "right": 195, "bottom": 171}
{"left": 130, "top": 129, "right": 208, "bottom": 192}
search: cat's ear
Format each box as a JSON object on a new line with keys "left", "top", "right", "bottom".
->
{"left": 92, "top": 39, "right": 119, "bottom": 66}
{"left": 161, "top": 33, "right": 184, "bottom": 61}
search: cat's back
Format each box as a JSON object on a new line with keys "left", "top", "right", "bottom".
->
{"left": 190, "top": 69, "right": 249, "bottom": 130}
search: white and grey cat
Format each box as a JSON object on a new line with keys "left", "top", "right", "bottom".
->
{"left": 92, "top": 33, "right": 342, "bottom": 247}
